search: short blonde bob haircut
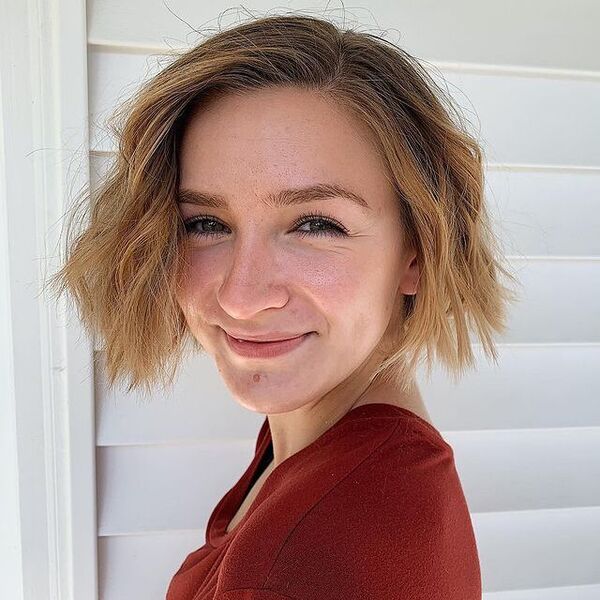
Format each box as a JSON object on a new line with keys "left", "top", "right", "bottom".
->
{"left": 47, "top": 13, "right": 519, "bottom": 396}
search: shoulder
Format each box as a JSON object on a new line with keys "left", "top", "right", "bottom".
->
{"left": 262, "top": 419, "right": 482, "bottom": 599}
{"left": 219, "top": 415, "right": 481, "bottom": 599}
{"left": 279, "top": 417, "right": 464, "bottom": 545}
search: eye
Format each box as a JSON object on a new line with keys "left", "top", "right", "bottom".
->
{"left": 182, "top": 211, "right": 348, "bottom": 239}
{"left": 293, "top": 211, "right": 348, "bottom": 238}
{"left": 183, "top": 214, "right": 228, "bottom": 237}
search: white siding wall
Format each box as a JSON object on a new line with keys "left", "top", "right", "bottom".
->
{"left": 87, "top": 2, "right": 600, "bottom": 598}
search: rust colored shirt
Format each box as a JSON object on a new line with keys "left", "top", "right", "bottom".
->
{"left": 166, "top": 402, "right": 482, "bottom": 599}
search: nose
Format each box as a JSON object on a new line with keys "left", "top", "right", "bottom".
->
{"left": 216, "top": 238, "right": 290, "bottom": 320}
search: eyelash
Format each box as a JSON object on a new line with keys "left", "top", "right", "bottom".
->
{"left": 182, "top": 211, "right": 348, "bottom": 239}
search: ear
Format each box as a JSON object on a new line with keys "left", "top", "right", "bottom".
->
{"left": 397, "top": 249, "right": 420, "bottom": 296}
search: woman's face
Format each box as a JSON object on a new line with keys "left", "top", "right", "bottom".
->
{"left": 176, "top": 86, "right": 419, "bottom": 414}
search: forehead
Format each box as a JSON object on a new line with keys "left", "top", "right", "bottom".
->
{"left": 177, "top": 87, "right": 393, "bottom": 210}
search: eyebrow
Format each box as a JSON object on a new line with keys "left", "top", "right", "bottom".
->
{"left": 176, "top": 183, "right": 372, "bottom": 212}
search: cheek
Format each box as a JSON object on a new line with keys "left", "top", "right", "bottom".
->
{"left": 278, "top": 245, "right": 366, "bottom": 308}
{"left": 175, "top": 243, "right": 389, "bottom": 329}
{"left": 286, "top": 249, "right": 390, "bottom": 333}
{"left": 174, "top": 251, "right": 215, "bottom": 320}
{"left": 319, "top": 249, "right": 399, "bottom": 341}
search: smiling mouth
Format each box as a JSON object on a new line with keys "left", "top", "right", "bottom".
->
{"left": 224, "top": 330, "right": 313, "bottom": 358}
{"left": 223, "top": 328, "right": 312, "bottom": 343}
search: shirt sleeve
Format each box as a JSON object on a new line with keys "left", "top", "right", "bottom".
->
{"left": 255, "top": 421, "right": 482, "bottom": 600}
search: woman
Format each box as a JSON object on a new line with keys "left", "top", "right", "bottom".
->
{"left": 49, "top": 13, "right": 517, "bottom": 600}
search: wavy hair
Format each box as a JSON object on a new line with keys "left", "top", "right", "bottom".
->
{"left": 46, "top": 12, "right": 519, "bottom": 395}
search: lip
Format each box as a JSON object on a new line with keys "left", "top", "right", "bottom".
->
{"left": 223, "top": 329, "right": 309, "bottom": 342}
{"left": 224, "top": 330, "right": 312, "bottom": 359}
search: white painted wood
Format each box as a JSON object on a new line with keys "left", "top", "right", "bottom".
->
{"left": 450, "top": 427, "right": 600, "bottom": 513}
{"left": 95, "top": 350, "right": 265, "bottom": 444}
{"left": 420, "top": 344, "right": 600, "bottom": 430}
{"left": 484, "top": 168, "right": 600, "bottom": 257}
{"left": 437, "top": 69, "right": 600, "bottom": 167}
{"left": 86, "top": 0, "right": 600, "bottom": 73}
{"left": 498, "top": 259, "right": 600, "bottom": 343}
{"left": 97, "top": 530, "right": 205, "bottom": 600}
{"left": 96, "top": 440, "right": 254, "bottom": 535}
{"left": 0, "top": 0, "right": 97, "bottom": 599}
{"left": 0, "top": 54, "right": 25, "bottom": 600}
{"left": 474, "top": 507, "right": 600, "bottom": 591}
{"left": 484, "top": 583, "right": 600, "bottom": 599}
{"left": 87, "top": 49, "right": 600, "bottom": 167}
{"left": 0, "top": 4, "right": 50, "bottom": 596}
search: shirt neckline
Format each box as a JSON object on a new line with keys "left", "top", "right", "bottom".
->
{"left": 207, "top": 402, "right": 445, "bottom": 548}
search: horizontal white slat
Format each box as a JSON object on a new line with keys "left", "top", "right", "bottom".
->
{"left": 419, "top": 344, "right": 600, "bottom": 431}
{"left": 96, "top": 344, "right": 600, "bottom": 445}
{"left": 449, "top": 427, "right": 600, "bottom": 513}
{"left": 474, "top": 506, "right": 600, "bottom": 592}
{"left": 97, "top": 426, "right": 600, "bottom": 535}
{"left": 97, "top": 529, "right": 202, "bottom": 600}
{"left": 86, "top": 0, "right": 600, "bottom": 73}
{"left": 499, "top": 259, "right": 600, "bottom": 343}
{"left": 484, "top": 168, "right": 600, "bottom": 257}
{"left": 96, "top": 507, "right": 600, "bottom": 598}
{"left": 95, "top": 350, "right": 265, "bottom": 444}
{"left": 88, "top": 49, "right": 600, "bottom": 167}
{"left": 89, "top": 153, "right": 600, "bottom": 258}
{"left": 484, "top": 583, "right": 600, "bottom": 599}
{"left": 96, "top": 439, "right": 256, "bottom": 535}
{"left": 436, "top": 69, "right": 600, "bottom": 167}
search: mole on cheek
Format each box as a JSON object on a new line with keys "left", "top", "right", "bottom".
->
{"left": 252, "top": 373, "right": 262, "bottom": 383}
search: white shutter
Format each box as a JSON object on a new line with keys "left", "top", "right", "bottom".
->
{"left": 85, "top": 2, "right": 600, "bottom": 599}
